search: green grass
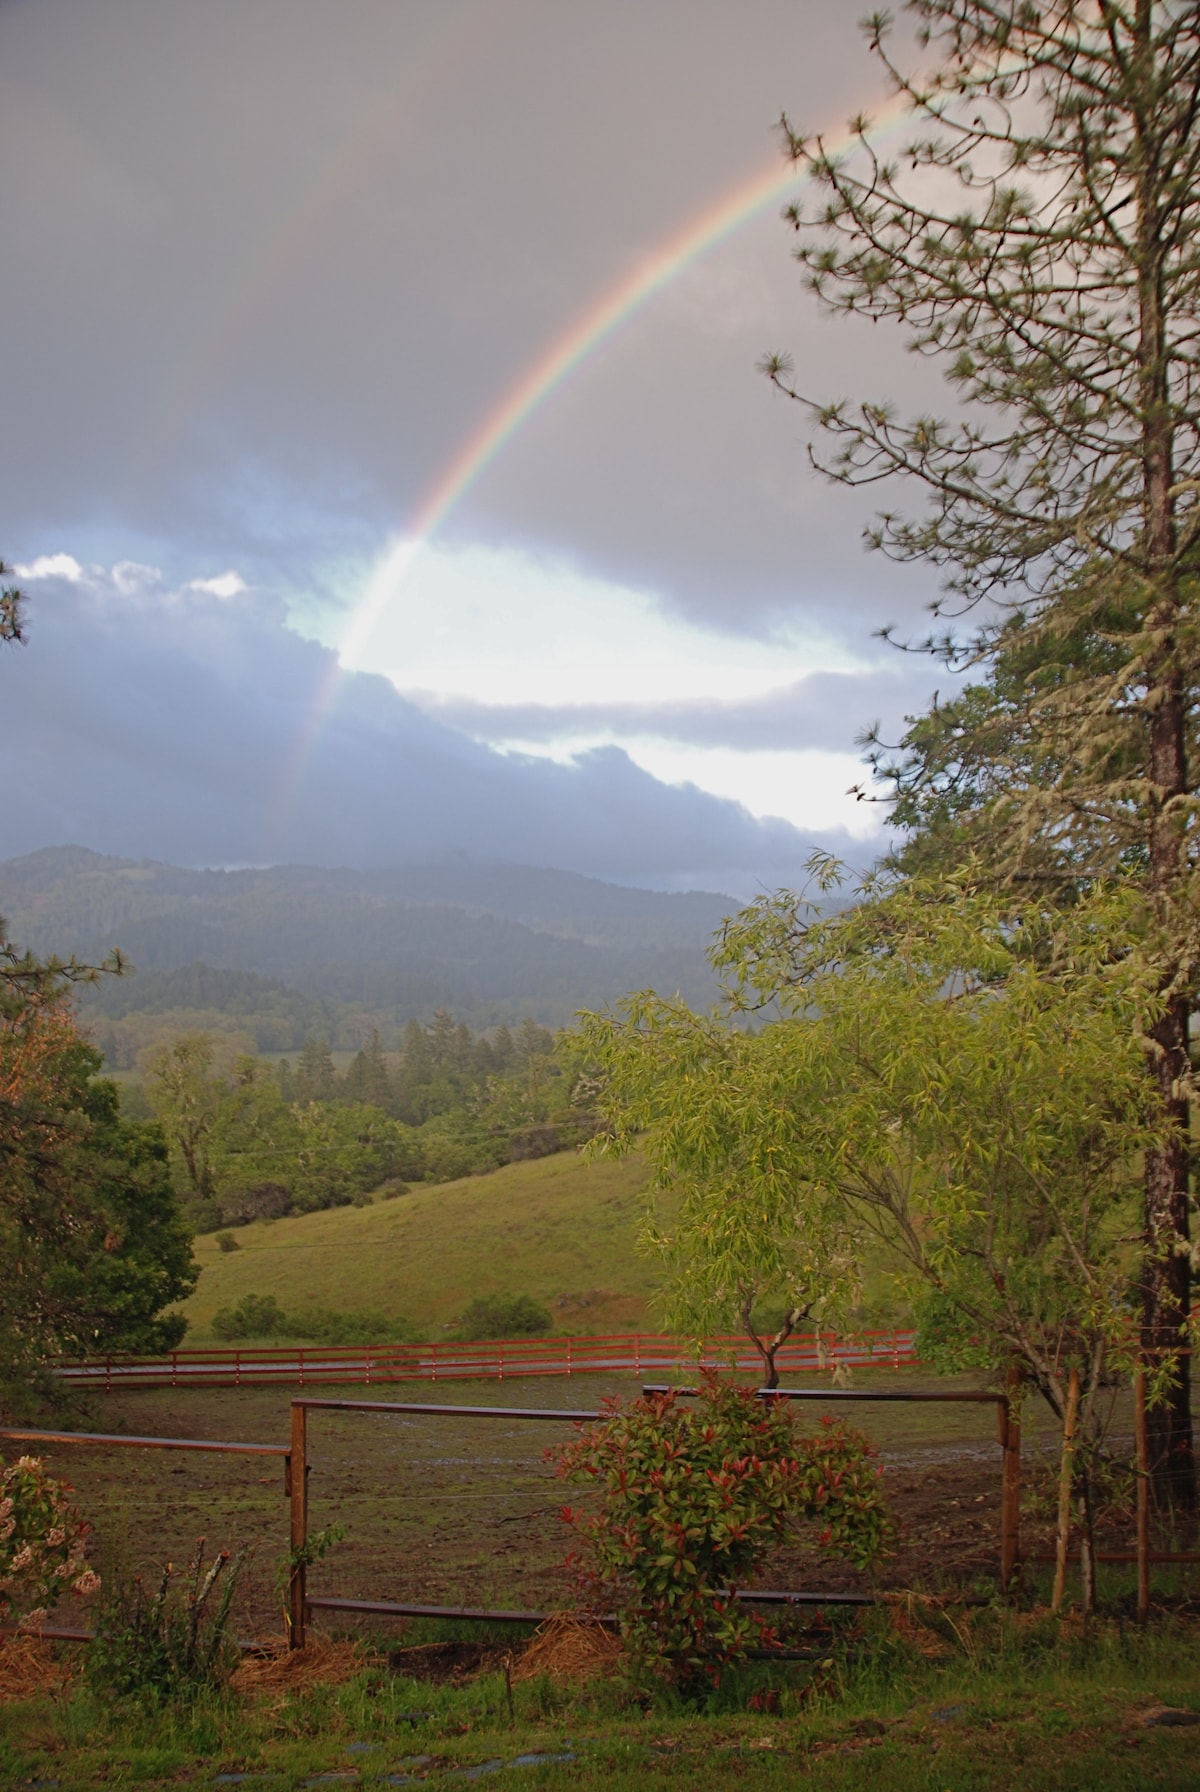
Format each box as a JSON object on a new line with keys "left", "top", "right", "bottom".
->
{"left": 178, "top": 1150, "right": 658, "bottom": 1341}
{"left": 3, "top": 1612, "right": 1199, "bottom": 1789}
{"left": 177, "top": 1147, "right": 911, "bottom": 1346}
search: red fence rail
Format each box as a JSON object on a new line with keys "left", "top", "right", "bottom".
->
{"left": 56, "top": 1328, "right": 919, "bottom": 1390}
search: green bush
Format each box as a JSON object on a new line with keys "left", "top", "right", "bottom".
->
{"left": 287, "top": 1307, "right": 417, "bottom": 1346}
{"left": 211, "top": 1294, "right": 416, "bottom": 1345}
{"left": 552, "top": 1373, "right": 894, "bottom": 1692}
{"left": 454, "top": 1293, "right": 553, "bottom": 1340}
{"left": 86, "top": 1539, "right": 244, "bottom": 1703}
{"left": 214, "top": 1230, "right": 240, "bottom": 1253}
{"left": 211, "top": 1293, "right": 288, "bottom": 1339}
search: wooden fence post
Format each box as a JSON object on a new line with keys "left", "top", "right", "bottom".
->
{"left": 1000, "top": 1364, "right": 1022, "bottom": 1595}
{"left": 288, "top": 1402, "right": 308, "bottom": 1650}
{"left": 1135, "top": 1363, "right": 1150, "bottom": 1626}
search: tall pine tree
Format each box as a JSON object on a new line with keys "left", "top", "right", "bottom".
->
{"left": 768, "top": 0, "right": 1200, "bottom": 1504}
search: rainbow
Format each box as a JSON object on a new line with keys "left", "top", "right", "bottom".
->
{"left": 269, "top": 89, "right": 917, "bottom": 852}
{"left": 340, "top": 93, "right": 916, "bottom": 667}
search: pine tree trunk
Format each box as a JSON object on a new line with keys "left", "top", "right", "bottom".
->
{"left": 1136, "top": 23, "right": 1196, "bottom": 1508}
{"left": 1141, "top": 987, "right": 1195, "bottom": 1511}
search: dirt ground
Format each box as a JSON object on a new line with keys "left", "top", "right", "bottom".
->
{"left": 16, "top": 1369, "right": 1192, "bottom": 1640}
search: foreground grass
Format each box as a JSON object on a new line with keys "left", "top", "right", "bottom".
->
{"left": 3, "top": 1613, "right": 1199, "bottom": 1790}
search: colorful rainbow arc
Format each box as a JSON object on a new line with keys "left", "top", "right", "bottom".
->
{"left": 340, "top": 89, "right": 915, "bottom": 667}
{"left": 270, "top": 91, "right": 916, "bottom": 853}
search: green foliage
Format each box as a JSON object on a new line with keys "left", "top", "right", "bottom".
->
{"left": 213, "top": 1230, "right": 240, "bottom": 1252}
{"left": 0, "top": 1454, "right": 100, "bottom": 1628}
{"left": 59, "top": 1070, "right": 198, "bottom": 1356}
{"left": 209, "top": 1292, "right": 415, "bottom": 1344}
{"left": 140, "top": 1017, "right": 599, "bottom": 1230}
{"left": 552, "top": 1374, "right": 892, "bottom": 1689}
{"left": 144, "top": 1038, "right": 425, "bottom": 1228}
{"left": 582, "top": 865, "right": 1162, "bottom": 1438}
{"left": 288, "top": 1306, "right": 417, "bottom": 1346}
{"left": 454, "top": 1293, "right": 553, "bottom": 1341}
{"left": 0, "top": 966, "right": 196, "bottom": 1407}
{"left": 86, "top": 1538, "right": 244, "bottom": 1703}
{"left": 211, "top": 1293, "right": 289, "bottom": 1340}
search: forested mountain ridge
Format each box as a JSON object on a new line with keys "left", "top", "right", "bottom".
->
{"left": 0, "top": 848, "right": 734, "bottom": 1050}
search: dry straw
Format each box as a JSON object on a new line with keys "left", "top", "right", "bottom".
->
{"left": 510, "top": 1614, "right": 623, "bottom": 1686}
{"left": 0, "top": 1634, "right": 81, "bottom": 1703}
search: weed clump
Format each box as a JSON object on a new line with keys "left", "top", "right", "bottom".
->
{"left": 86, "top": 1537, "right": 244, "bottom": 1703}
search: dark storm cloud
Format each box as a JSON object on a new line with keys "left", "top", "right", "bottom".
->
{"left": 0, "top": 566, "right": 867, "bottom": 883}
{"left": 421, "top": 664, "right": 944, "bottom": 756}
{"left": 0, "top": 0, "right": 941, "bottom": 636}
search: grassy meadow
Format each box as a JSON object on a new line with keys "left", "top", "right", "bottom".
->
{"left": 177, "top": 1150, "right": 659, "bottom": 1342}
{"left": 4, "top": 1612, "right": 1200, "bottom": 1790}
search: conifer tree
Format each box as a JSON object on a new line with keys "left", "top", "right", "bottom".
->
{"left": 767, "top": 1, "right": 1200, "bottom": 1503}
{"left": 294, "top": 1035, "right": 336, "bottom": 1104}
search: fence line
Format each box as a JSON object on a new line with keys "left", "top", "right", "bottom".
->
{"left": 284, "top": 1383, "right": 1008, "bottom": 1648}
{"left": 56, "top": 1327, "right": 919, "bottom": 1391}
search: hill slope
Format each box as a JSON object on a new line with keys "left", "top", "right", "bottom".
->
{"left": 177, "top": 1149, "right": 655, "bottom": 1341}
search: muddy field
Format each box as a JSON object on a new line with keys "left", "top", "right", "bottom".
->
{"left": 17, "top": 1370, "right": 1182, "bottom": 1640}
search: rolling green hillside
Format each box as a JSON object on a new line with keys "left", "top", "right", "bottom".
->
{"left": 177, "top": 1149, "right": 657, "bottom": 1341}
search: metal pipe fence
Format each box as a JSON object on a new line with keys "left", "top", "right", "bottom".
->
{"left": 283, "top": 1381, "right": 1016, "bottom": 1649}
{"left": 7, "top": 1359, "right": 1196, "bottom": 1650}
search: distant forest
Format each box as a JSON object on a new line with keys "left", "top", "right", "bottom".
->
{"left": 0, "top": 847, "right": 734, "bottom": 1060}
{"left": 132, "top": 1012, "right": 589, "bottom": 1230}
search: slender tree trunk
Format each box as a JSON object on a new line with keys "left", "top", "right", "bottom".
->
{"left": 740, "top": 1293, "right": 809, "bottom": 1392}
{"left": 1077, "top": 1468, "right": 1096, "bottom": 1617}
{"left": 1051, "top": 1367, "right": 1080, "bottom": 1613}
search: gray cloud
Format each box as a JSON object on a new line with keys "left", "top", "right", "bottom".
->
{"left": 417, "top": 664, "right": 948, "bottom": 756}
{"left": 0, "top": 0, "right": 945, "bottom": 640}
{"left": 0, "top": 566, "right": 874, "bottom": 885}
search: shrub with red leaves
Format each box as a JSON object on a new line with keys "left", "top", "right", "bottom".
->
{"left": 551, "top": 1372, "right": 892, "bottom": 1689}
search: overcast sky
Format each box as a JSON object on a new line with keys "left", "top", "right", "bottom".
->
{"left": 1, "top": 0, "right": 957, "bottom": 893}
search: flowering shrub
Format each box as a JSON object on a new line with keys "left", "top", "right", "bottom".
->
{"left": 0, "top": 1455, "right": 99, "bottom": 1631}
{"left": 551, "top": 1374, "right": 893, "bottom": 1688}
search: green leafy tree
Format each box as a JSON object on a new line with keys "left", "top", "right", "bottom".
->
{"left": 343, "top": 1030, "right": 393, "bottom": 1110}
{"left": 1, "top": 978, "right": 196, "bottom": 1410}
{"left": 142, "top": 1035, "right": 223, "bottom": 1214}
{"left": 581, "top": 867, "right": 1163, "bottom": 1525}
{"left": 766, "top": 0, "right": 1200, "bottom": 1506}
{"left": 57, "top": 1054, "right": 197, "bottom": 1355}
{"left": 395, "top": 1018, "right": 434, "bottom": 1124}
{"left": 454, "top": 1293, "right": 553, "bottom": 1341}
